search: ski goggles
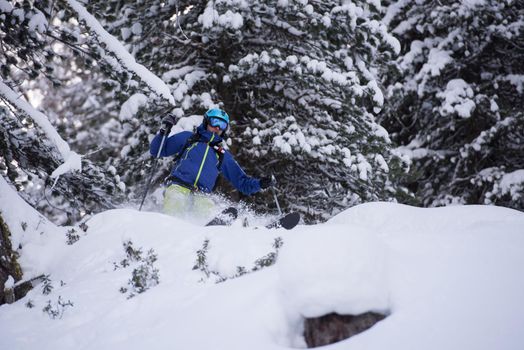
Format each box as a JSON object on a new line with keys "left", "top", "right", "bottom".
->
{"left": 208, "top": 117, "right": 228, "bottom": 130}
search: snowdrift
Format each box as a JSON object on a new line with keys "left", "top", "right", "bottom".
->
{"left": 1, "top": 179, "right": 524, "bottom": 350}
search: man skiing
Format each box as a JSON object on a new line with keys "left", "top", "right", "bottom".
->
{"left": 150, "top": 108, "right": 273, "bottom": 220}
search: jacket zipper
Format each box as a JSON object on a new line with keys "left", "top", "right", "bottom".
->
{"left": 193, "top": 134, "right": 215, "bottom": 189}
{"left": 173, "top": 142, "right": 198, "bottom": 174}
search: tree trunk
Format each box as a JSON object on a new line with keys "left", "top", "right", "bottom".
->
{"left": 0, "top": 212, "right": 23, "bottom": 305}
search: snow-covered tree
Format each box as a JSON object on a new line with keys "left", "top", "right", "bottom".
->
{"left": 382, "top": 0, "right": 524, "bottom": 210}
{"left": 0, "top": 1, "right": 123, "bottom": 224}
{"left": 83, "top": 0, "right": 406, "bottom": 221}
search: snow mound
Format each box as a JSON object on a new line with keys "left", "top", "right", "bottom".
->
{"left": 329, "top": 201, "right": 523, "bottom": 236}
{"left": 1, "top": 197, "right": 524, "bottom": 350}
{"left": 279, "top": 228, "right": 389, "bottom": 318}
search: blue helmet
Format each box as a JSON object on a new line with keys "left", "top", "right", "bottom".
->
{"left": 205, "top": 108, "right": 230, "bottom": 123}
{"left": 204, "top": 108, "right": 230, "bottom": 132}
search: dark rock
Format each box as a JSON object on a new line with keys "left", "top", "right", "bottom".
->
{"left": 304, "top": 312, "right": 387, "bottom": 348}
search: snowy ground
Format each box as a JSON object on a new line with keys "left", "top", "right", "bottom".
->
{"left": 1, "top": 176, "right": 524, "bottom": 350}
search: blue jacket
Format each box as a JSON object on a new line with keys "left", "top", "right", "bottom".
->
{"left": 150, "top": 124, "right": 261, "bottom": 195}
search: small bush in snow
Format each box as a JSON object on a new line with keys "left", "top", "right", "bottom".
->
{"left": 114, "top": 240, "right": 143, "bottom": 270}
{"left": 79, "top": 222, "right": 89, "bottom": 232}
{"left": 192, "top": 239, "right": 214, "bottom": 279}
{"left": 66, "top": 228, "right": 80, "bottom": 245}
{"left": 128, "top": 256, "right": 159, "bottom": 294}
{"left": 193, "top": 237, "right": 284, "bottom": 283}
{"left": 41, "top": 275, "right": 53, "bottom": 295}
{"left": 116, "top": 240, "right": 159, "bottom": 298}
{"left": 42, "top": 296, "right": 74, "bottom": 319}
{"left": 253, "top": 237, "right": 283, "bottom": 271}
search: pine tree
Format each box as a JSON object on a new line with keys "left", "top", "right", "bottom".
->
{"left": 83, "top": 0, "right": 406, "bottom": 221}
{"left": 382, "top": 0, "right": 524, "bottom": 210}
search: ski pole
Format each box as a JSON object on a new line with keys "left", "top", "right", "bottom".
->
{"left": 139, "top": 132, "right": 168, "bottom": 211}
{"left": 270, "top": 174, "right": 282, "bottom": 217}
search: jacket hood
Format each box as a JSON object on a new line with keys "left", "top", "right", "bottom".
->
{"left": 196, "top": 123, "right": 223, "bottom": 144}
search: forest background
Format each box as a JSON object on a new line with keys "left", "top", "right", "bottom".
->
{"left": 1, "top": 0, "right": 522, "bottom": 225}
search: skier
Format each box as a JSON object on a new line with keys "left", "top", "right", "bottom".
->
{"left": 150, "top": 108, "right": 273, "bottom": 220}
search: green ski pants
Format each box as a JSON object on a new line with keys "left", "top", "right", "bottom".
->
{"left": 163, "top": 184, "right": 215, "bottom": 221}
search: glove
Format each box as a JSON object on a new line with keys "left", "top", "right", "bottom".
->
{"left": 159, "top": 113, "right": 177, "bottom": 135}
{"left": 259, "top": 176, "right": 275, "bottom": 189}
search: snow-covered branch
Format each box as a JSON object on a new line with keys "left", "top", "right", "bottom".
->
{"left": 65, "top": 0, "right": 175, "bottom": 105}
{"left": 0, "top": 80, "right": 81, "bottom": 179}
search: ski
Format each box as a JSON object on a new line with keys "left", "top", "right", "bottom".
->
{"left": 265, "top": 212, "right": 300, "bottom": 230}
{"left": 205, "top": 207, "right": 238, "bottom": 226}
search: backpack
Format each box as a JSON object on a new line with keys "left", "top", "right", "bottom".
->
{"left": 172, "top": 132, "right": 225, "bottom": 171}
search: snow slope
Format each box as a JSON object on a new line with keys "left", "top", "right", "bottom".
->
{"left": 1, "top": 178, "right": 524, "bottom": 350}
